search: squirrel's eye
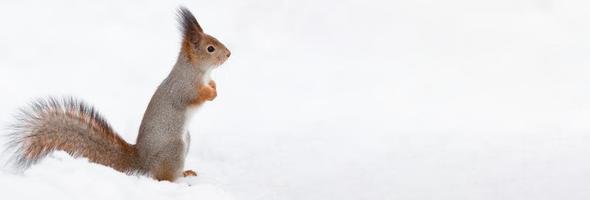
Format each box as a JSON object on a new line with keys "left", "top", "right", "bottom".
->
{"left": 207, "top": 46, "right": 215, "bottom": 53}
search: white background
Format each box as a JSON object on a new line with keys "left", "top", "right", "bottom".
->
{"left": 0, "top": 0, "right": 589, "bottom": 199}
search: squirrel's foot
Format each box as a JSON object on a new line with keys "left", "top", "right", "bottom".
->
{"left": 183, "top": 170, "right": 198, "bottom": 177}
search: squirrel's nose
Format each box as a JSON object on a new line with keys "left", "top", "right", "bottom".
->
{"left": 226, "top": 51, "right": 231, "bottom": 58}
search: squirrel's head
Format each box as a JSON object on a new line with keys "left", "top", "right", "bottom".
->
{"left": 178, "top": 7, "right": 231, "bottom": 70}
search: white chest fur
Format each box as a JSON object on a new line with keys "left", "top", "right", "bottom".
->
{"left": 182, "top": 107, "right": 197, "bottom": 155}
{"left": 184, "top": 68, "right": 212, "bottom": 129}
{"left": 183, "top": 107, "right": 198, "bottom": 137}
{"left": 182, "top": 69, "right": 212, "bottom": 153}
{"left": 201, "top": 69, "right": 212, "bottom": 84}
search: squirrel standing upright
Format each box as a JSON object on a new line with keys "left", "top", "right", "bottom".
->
{"left": 3, "top": 7, "right": 231, "bottom": 182}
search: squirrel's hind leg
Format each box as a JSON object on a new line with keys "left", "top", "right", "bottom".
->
{"left": 152, "top": 161, "right": 181, "bottom": 182}
{"left": 151, "top": 142, "right": 186, "bottom": 182}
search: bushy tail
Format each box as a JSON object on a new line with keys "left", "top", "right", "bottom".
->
{"left": 4, "top": 97, "right": 141, "bottom": 173}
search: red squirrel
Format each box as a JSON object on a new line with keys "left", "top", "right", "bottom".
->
{"left": 4, "top": 7, "right": 230, "bottom": 182}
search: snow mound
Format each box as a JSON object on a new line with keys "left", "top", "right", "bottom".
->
{"left": 0, "top": 152, "right": 234, "bottom": 200}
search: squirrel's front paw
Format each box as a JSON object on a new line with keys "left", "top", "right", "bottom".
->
{"left": 209, "top": 80, "right": 217, "bottom": 89}
{"left": 205, "top": 85, "right": 217, "bottom": 101}
{"left": 204, "top": 80, "right": 217, "bottom": 101}
{"left": 197, "top": 84, "right": 216, "bottom": 102}
{"left": 183, "top": 170, "right": 198, "bottom": 177}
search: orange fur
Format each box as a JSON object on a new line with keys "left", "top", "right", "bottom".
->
{"left": 181, "top": 39, "right": 196, "bottom": 64}
{"left": 183, "top": 170, "right": 198, "bottom": 177}
{"left": 190, "top": 80, "right": 217, "bottom": 106}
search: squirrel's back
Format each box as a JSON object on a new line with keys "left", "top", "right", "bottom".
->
{"left": 4, "top": 97, "right": 142, "bottom": 173}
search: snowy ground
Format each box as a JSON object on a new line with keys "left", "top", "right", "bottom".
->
{"left": 1, "top": 0, "right": 590, "bottom": 199}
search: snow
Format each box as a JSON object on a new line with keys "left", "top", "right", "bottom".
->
{"left": 1, "top": 0, "right": 590, "bottom": 200}
{"left": 0, "top": 152, "right": 233, "bottom": 200}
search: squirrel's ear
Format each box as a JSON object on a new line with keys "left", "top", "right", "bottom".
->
{"left": 178, "top": 7, "right": 203, "bottom": 43}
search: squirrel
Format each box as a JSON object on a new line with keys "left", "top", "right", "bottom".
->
{"left": 3, "top": 7, "right": 231, "bottom": 182}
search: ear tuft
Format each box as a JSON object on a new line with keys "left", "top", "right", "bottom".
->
{"left": 177, "top": 6, "right": 203, "bottom": 42}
